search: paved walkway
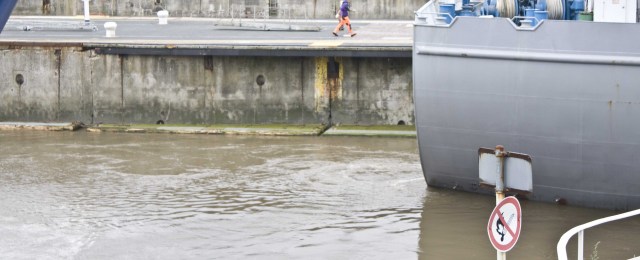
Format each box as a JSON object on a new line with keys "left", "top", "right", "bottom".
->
{"left": 0, "top": 16, "right": 413, "bottom": 50}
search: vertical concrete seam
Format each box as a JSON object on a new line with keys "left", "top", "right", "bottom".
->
{"left": 55, "top": 49, "right": 62, "bottom": 121}
{"left": 120, "top": 54, "right": 125, "bottom": 124}
{"left": 300, "top": 58, "right": 304, "bottom": 124}
{"left": 90, "top": 50, "right": 94, "bottom": 124}
{"left": 213, "top": 57, "right": 217, "bottom": 124}
{"left": 328, "top": 59, "right": 333, "bottom": 126}
{"left": 356, "top": 57, "right": 361, "bottom": 124}
{"left": 385, "top": 58, "right": 390, "bottom": 124}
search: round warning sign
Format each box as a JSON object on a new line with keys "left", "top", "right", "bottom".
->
{"left": 487, "top": 196, "right": 522, "bottom": 252}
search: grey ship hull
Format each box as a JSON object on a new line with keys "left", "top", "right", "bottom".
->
{"left": 413, "top": 17, "right": 640, "bottom": 210}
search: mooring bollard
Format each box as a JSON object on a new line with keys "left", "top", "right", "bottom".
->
{"left": 158, "top": 10, "right": 169, "bottom": 25}
{"left": 104, "top": 22, "right": 117, "bottom": 37}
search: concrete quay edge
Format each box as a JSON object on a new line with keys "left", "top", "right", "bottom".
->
{"left": 0, "top": 122, "right": 416, "bottom": 138}
{"left": 0, "top": 121, "right": 83, "bottom": 131}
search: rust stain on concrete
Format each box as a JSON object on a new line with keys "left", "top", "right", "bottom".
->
{"left": 313, "top": 57, "right": 344, "bottom": 112}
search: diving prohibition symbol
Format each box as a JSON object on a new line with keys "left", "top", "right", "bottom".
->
{"left": 487, "top": 196, "right": 522, "bottom": 252}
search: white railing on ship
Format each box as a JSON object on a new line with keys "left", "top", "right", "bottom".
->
{"left": 414, "top": 0, "right": 438, "bottom": 24}
{"left": 557, "top": 208, "right": 640, "bottom": 260}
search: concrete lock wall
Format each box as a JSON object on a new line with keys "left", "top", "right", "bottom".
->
{"left": 0, "top": 46, "right": 91, "bottom": 122}
{"left": 0, "top": 47, "right": 414, "bottom": 126}
{"left": 12, "top": 0, "right": 426, "bottom": 20}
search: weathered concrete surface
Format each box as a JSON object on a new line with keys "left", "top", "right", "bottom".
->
{"left": 332, "top": 57, "right": 414, "bottom": 125}
{"left": 0, "top": 48, "right": 413, "bottom": 126}
{"left": 86, "top": 123, "right": 327, "bottom": 136}
{"left": 324, "top": 125, "right": 416, "bottom": 137}
{"left": 0, "top": 18, "right": 413, "bottom": 126}
{"left": 0, "top": 121, "right": 83, "bottom": 131}
{"left": 0, "top": 46, "right": 90, "bottom": 122}
{"left": 12, "top": 0, "right": 427, "bottom": 20}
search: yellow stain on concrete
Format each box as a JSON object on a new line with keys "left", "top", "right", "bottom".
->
{"left": 314, "top": 57, "right": 328, "bottom": 112}
{"left": 308, "top": 41, "right": 343, "bottom": 47}
{"left": 313, "top": 57, "right": 344, "bottom": 112}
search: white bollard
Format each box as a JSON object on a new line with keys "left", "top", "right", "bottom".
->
{"left": 157, "top": 10, "right": 169, "bottom": 25}
{"left": 104, "top": 22, "right": 117, "bottom": 37}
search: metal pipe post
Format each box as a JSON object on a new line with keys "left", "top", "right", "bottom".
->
{"left": 578, "top": 231, "right": 584, "bottom": 260}
{"left": 495, "top": 145, "right": 506, "bottom": 260}
{"left": 495, "top": 145, "right": 506, "bottom": 202}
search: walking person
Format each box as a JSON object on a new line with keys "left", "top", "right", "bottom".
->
{"left": 333, "top": 0, "right": 356, "bottom": 37}
{"left": 335, "top": 0, "right": 345, "bottom": 31}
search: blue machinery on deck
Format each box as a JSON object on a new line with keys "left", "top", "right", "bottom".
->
{"left": 431, "top": 0, "right": 587, "bottom": 25}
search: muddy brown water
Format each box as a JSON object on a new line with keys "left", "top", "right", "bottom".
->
{"left": 0, "top": 131, "right": 638, "bottom": 259}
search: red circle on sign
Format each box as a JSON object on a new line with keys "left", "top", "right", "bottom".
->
{"left": 487, "top": 196, "right": 522, "bottom": 252}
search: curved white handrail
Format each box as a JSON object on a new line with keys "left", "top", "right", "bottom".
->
{"left": 557, "top": 208, "right": 640, "bottom": 260}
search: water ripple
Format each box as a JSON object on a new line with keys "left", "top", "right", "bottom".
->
{"left": 0, "top": 132, "right": 424, "bottom": 259}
